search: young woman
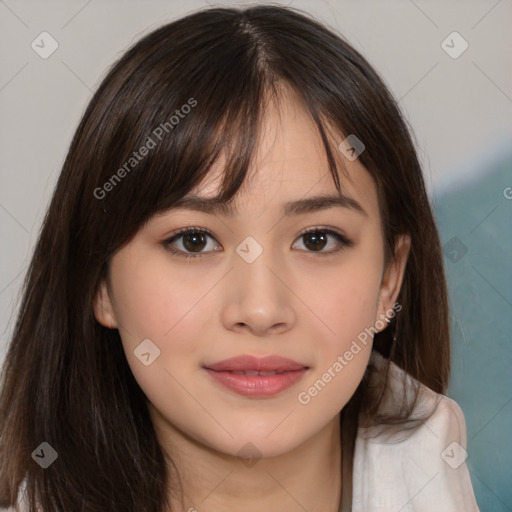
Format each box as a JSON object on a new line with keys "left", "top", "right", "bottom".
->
{"left": 0, "top": 5, "right": 480, "bottom": 511}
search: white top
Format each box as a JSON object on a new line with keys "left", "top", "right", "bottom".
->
{"left": 350, "top": 351, "right": 480, "bottom": 511}
{"left": 2, "top": 352, "right": 480, "bottom": 512}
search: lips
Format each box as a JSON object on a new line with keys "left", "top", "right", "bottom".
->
{"left": 203, "top": 354, "right": 307, "bottom": 373}
{"left": 203, "top": 354, "right": 309, "bottom": 397}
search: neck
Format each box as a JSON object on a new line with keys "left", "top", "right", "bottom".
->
{"left": 150, "top": 406, "right": 342, "bottom": 512}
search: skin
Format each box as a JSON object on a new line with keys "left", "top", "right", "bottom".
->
{"left": 94, "top": 85, "right": 410, "bottom": 512}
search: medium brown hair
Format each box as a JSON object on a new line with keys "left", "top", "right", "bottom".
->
{"left": 0, "top": 5, "right": 450, "bottom": 511}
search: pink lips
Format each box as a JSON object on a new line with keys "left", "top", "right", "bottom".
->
{"left": 203, "top": 354, "right": 309, "bottom": 397}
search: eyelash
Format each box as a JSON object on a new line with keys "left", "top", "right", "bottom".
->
{"left": 162, "top": 226, "right": 354, "bottom": 260}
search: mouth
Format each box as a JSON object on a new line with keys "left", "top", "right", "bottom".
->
{"left": 203, "top": 354, "right": 309, "bottom": 397}
{"left": 223, "top": 370, "right": 290, "bottom": 376}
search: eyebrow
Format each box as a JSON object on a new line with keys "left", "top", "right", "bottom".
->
{"left": 168, "top": 193, "right": 367, "bottom": 217}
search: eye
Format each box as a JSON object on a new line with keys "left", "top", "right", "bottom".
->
{"left": 292, "top": 227, "right": 354, "bottom": 254}
{"left": 162, "top": 227, "right": 220, "bottom": 259}
{"left": 162, "top": 226, "right": 353, "bottom": 259}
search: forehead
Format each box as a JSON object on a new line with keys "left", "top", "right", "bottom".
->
{"left": 168, "top": 86, "right": 379, "bottom": 221}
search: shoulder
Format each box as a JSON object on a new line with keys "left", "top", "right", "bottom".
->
{"left": 352, "top": 351, "right": 480, "bottom": 512}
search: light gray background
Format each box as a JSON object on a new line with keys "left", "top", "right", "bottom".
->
{"left": 1, "top": 1, "right": 511, "bottom": 510}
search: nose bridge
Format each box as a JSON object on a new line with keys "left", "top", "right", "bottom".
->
{"left": 234, "top": 233, "right": 282, "bottom": 299}
{"left": 222, "top": 233, "right": 294, "bottom": 334}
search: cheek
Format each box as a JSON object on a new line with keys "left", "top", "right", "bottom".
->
{"left": 108, "top": 249, "right": 216, "bottom": 361}
{"left": 108, "top": 251, "right": 220, "bottom": 413}
{"left": 297, "top": 235, "right": 384, "bottom": 399}
{"left": 295, "top": 265, "right": 381, "bottom": 413}
{"left": 308, "top": 242, "right": 384, "bottom": 350}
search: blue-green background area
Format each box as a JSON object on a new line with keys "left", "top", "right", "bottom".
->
{"left": 434, "top": 153, "right": 512, "bottom": 511}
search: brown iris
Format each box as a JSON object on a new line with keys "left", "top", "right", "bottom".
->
{"left": 182, "top": 231, "right": 208, "bottom": 252}
{"left": 302, "top": 231, "right": 327, "bottom": 251}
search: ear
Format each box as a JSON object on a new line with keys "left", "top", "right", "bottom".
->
{"left": 93, "top": 278, "right": 118, "bottom": 329}
{"left": 375, "top": 234, "right": 411, "bottom": 329}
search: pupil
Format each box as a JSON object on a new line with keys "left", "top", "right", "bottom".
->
{"left": 305, "top": 231, "right": 326, "bottom": 251}
{"left": 184, "top": 232, "right": 206, "bottom": 252}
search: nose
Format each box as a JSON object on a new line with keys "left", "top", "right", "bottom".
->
{"left": 220, "top": 244, "right": 296, "bottom": 337}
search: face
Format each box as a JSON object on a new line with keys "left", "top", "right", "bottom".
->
{"left": 94, "top": 87, "right": 410, "bottom": 460}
